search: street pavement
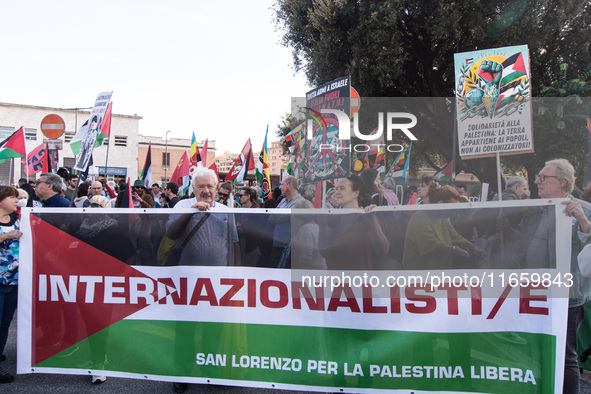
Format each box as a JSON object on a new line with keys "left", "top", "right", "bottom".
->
{"left": 4, "top": 314, "right": 591, "bottom": 393}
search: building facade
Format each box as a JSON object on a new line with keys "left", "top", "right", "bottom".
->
{"left": 267, "top": 141, "right": 289, "bottom": 175}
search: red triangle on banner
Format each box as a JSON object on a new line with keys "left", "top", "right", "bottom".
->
{"left": 30, "top": 215, "right": 164, "bottom": 366}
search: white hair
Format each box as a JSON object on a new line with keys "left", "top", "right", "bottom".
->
{"left": 190, "top": 167, "right": 218, "bottom": 189}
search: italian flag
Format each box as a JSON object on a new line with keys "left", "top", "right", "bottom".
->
{"left": 0, "top": 127, "right": 26, "bottom": 164}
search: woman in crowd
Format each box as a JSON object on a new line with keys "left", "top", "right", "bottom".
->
{"left": 402, "top": 183, "right": 483, "bottom": 270}
{"left": 239, "top": 187, "right": 260, "bottom": 208}
{"left": 319, "top": 176, "right": 389, "bottom": 270}
{"left": 74, "top": 183, "right": 90, "bottom": 207}
{"left": 0, "top": 186, "right": 22, "bottom": 383}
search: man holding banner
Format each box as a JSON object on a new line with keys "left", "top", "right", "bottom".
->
{"left": 166, "top": 167, "right": 240, "bottom": 267}
{"left": 533, "top": 159, "right": 591, "bottom": 393}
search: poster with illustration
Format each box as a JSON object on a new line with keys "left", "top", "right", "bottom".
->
{"left": 454, "top": 45, "right": 533, "bottom": 159}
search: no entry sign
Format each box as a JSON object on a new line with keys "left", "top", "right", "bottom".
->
{"left": 40, "top": 114, "right": 65, "bottom": 139}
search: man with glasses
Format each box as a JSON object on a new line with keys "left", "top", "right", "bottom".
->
{"left": 90, "top": 181, "right": 104, "bottom": 197}
{"left": 131, "top": 180, "right": 154, "bottom": 208}
{"left": 216, "top": 182, "right": 236, "bottom": 207}
{"left": 34, "top": 173, "right": 70, "bottom": 207}
{"left": 529, "top": 159, "right": 591, "bottom": 393}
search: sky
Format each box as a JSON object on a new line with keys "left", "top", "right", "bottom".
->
{"left": 1, "top": 0, "right": 309, "bottom": 153}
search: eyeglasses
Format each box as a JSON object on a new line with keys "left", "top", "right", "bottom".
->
{"left": 535, "top": 174, "right": 559, "bottom": 182}
{"left": 91, "top": 187, "right": 103, "bottom": 190}
{"left": 239, "top": 194, "right": 247, "bottom": 197}
{"left": 218, "top": 193, "right": 229, "bottom": 198}
{"left": 133, "top": 186, "right": 145, "bottom": 190}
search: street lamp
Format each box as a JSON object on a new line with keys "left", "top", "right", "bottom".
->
{"left": 164, "top": 130, "right": 171, "bottom": 182}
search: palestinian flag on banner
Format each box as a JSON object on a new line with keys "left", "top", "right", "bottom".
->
{"left": 255, "top": 127, "right": 271, "bottom": 200}
{"left": 0, "top": 127, "right": 26, "bottom": 164}
{"left": 435, "top": 160, "right": 453, "bottom": 181}
{"left": 170, "top": 150, "right": 191, "bottom": 196}
{"left": 225, "top": 138, "right": 255, "bottom": 183}
{"left": 140, "top": 142, "right": 152, "bottom": 187}
{"left": 500, "top": 52, "right": 527, "bottom": 86}
{"left": 69, "top": 120, "right": 89, "bottom": 156}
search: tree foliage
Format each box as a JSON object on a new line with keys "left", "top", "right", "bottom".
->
{"left": 274, "top": 0, "right": 591, "bottom": 190}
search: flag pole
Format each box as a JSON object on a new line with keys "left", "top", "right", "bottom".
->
{"left": 104, "top": 134, "right": 111, "bottom": 182}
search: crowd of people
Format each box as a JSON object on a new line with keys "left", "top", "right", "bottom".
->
{"left": 0, "top": 159, "right": 590, "bottom": 393}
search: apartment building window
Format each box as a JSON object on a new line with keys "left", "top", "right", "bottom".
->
{"left": 25, "top": 128, "right": 37, "bottom": 140}
{"left": 64, "top": 131, "right": 75, "bottom": 143}
{"left": 114, "top": 136, "right": 127, "bottom": 147}
{"left": 162, "top": 152, "right": 170, "bottom": 167}
{"left": 0, "top": 127, "right": 14, "bottom": 140}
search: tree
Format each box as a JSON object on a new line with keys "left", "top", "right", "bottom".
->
{"left": 274, "top": 0, "right": 591, "bottom": 191}
{"left": 505, "top": 64, "right": 591, "bottom": 197}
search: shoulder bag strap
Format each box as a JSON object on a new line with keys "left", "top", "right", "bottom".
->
{"left": 180, "top": 213, "right": 211, "bottom": 248}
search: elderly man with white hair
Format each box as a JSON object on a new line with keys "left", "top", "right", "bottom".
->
{"left": 166, "top": 167, "right": 240, "bottom": 267}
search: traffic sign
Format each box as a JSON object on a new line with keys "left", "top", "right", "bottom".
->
{"left": 40, "top": 114, "right": 66, "bottom": 139}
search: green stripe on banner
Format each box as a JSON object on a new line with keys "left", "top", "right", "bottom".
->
{"left": 38, "top": 321, "right": 555, "bottom": 393}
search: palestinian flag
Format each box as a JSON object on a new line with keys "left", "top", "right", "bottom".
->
{"left": 69, "top": 120, "right": 89, "bottom": 156}
{"left": 255, "top": 127, "right": 271, "bottom": 200}
{"left": 500, "top": 53, "right": 527, "bottom": 86}
{"left": 225, "top": 139, "right": 255, "bottom": 183}
{"left": 140, "top": 142, "right": 152, "bottom": 188}
{"left": 94, "top": 101, "right": 113, "bottom": 147}
{"left": 0, "top": 127, "right": 26, "bottom": 164}
{"left": 435, "top": 160, "right": 453, "bottom": 181}
{"left": 70, "top": 91, "right": 113, "bottom": 155}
